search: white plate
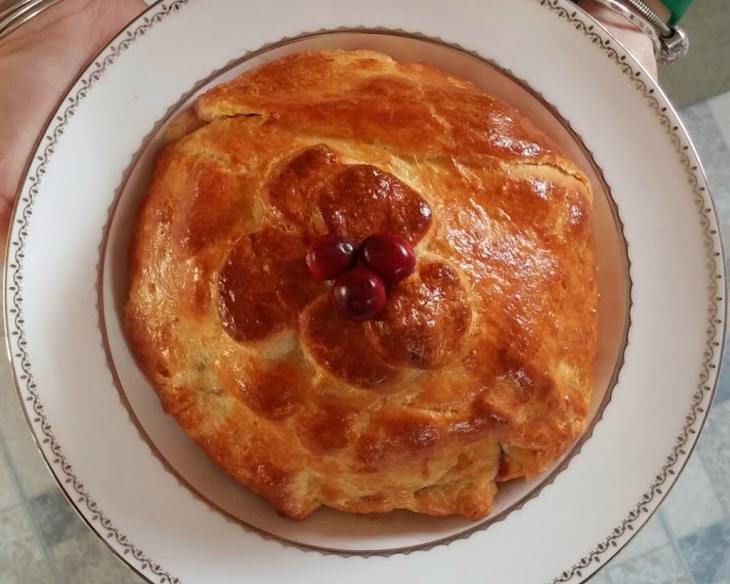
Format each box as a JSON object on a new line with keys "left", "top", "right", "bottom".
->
{"left": 5, "top": 1, "right": 725, "bottom": 582}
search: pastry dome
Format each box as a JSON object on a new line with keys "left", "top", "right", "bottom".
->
{"left": 125, "top": 50, "right": 598, "bottom": 519}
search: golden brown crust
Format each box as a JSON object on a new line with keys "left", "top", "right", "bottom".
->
{"left": 125, "top": 50, "right": 597, "bottom": 520}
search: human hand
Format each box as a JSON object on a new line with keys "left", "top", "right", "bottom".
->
{"left": 0, "top": 0, "right": 146, "bottom": 238}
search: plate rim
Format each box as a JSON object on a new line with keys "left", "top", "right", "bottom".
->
{"left": 3, "top": 0, "right": 726, "bottom": 582}
{"left": 98, "top": 26, "right": 633, "bottom": 558}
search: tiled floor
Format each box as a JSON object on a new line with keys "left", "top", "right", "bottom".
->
{"left": 1, "top": 94, "right": 730, "bottom": 583}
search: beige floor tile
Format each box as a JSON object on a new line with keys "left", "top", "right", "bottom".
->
{"left": 708, "top": 90, "right": 730, "bottom": 148}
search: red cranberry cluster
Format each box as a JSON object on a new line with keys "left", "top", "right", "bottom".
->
{"left": 305, "top": 233, "right": 416, "bottom": 321}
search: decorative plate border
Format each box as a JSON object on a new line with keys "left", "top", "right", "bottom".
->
{"left": 4, "top": 3, "right": 188, "bottom": 583}
{"left": 541, "top": 1, "right": 726, "bottom": 582}
{"left": 96, "top": 28, "right": 632, "bottom": 558}
{"left": 2, "top": 0, "right": 724, "bottom": 583}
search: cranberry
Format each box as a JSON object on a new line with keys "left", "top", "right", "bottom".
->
{"left": 359, "top": 234, "right": 416, "bottom": 284}
{"left": 306, "top": 234, "right": 357, "bottom": 281}
{"left": 331, "top": 266, "right": 387, "bottom": 321}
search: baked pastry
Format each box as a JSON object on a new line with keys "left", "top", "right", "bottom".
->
{"left": 125, "top": 50, "right": 598, "bottom": 520}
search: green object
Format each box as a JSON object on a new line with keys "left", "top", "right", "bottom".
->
{"left": 662, "top": 0, "right": 694, "bottom": 24}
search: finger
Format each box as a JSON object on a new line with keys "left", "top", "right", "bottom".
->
{"left": 0, "top": 0, "right": 147, "bottom": 231}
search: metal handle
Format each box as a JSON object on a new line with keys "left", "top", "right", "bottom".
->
{"left": 584, "top": 0, "right": 690, "bottom": 64}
